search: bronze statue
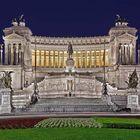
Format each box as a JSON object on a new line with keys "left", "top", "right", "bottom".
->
{"left": 0, "top": 71, "right": 13, "bottom": 89}
{"left": 19, "top": 14, "right": 25, "bottom": 22}
{"left": 116, "top": 14, "right": 128, "bottom": 23}
{"left": 126, "top": 69, "right": 138, "bottom": 89}
{"left": 67, "top": 42, "right": 73, "bottom": 58}
{"left": 12, "top": 18, "right": 17, "bottom": 23}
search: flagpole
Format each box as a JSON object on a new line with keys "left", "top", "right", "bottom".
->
{"left": 34, "top": 37, "right": 39, "bottom": 95}
{"left": 30, "top": 37, "right": 39, "bottom": 104}
{"left": 35, "top": 37, "right": 37, "bottom": 87}
{"left": 103, "top": 38, "right": 107, "bottom": 95}
{"left": 104, "top": 39, "right": 106, "bottom": 84}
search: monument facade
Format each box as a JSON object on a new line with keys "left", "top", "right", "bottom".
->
{"left": 0, "top": 15, "right": 140, "bottom": 113}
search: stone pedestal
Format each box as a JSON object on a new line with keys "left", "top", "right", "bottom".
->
{"left": 127, "top": 88, "right": 140, "bottom": 111}
{"left": 0, "top": 88, "right": 11, "bottom": 114}
{"left": 65, "top": 58, "right": 75, "bottom": 73}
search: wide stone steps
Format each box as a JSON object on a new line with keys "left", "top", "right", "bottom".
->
{"left": 12, "top": 93, "right": 129, "bottom": 111}
{"left": 36, "top": 98, "right": 106, "bottom": 105}
{"left": 29, "top": 105, "right": 110, "bottom": 112}
{"left": 111, "top": 95, "right": 127, "bottom": 106}
{"left": 27, "top": 98, "right": 110, "bottom": 112}
{"left": 12, "top": 92, "right": 30, "bottom": 108}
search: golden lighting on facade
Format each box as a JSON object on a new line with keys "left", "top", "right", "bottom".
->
{"left": 32, "top": 49, "right": 110, "bottom": 68}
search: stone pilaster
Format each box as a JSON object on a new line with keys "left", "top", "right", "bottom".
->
{"left": 127, "top": 88, "right": 140, "bottom": 112}
{"left": 0, "top": 88, "right": 11, "bottom": 114}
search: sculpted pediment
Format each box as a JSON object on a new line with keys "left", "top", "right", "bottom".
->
{"left": 117, "top": 33, "right": 137, "bottom": 40}
{"left": 3, "top": 32, "right": 24, "bottom": 40}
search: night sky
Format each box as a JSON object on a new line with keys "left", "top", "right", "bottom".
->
{"left": 0, "top": 0, "right": 140, "bottom": 44}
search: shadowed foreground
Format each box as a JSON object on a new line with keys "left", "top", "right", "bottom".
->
{"left": 0, "top": 128, "right": 140, "bottom": 140}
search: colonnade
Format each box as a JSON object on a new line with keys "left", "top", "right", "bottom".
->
{"left": 119, "top": 43, "right": 133, "bottom": 65}
{"left": 3, "top": 43, "right": 23, "bottom": 65}
{"left": 0, "top": 43, "right": 134, "bottom": 67}
{"left": 32, "top": 49, "right": 109, "bottom": 68}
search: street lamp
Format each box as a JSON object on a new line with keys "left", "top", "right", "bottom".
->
{"left": 30, "top": 37, "right": 39, "bottom": 104}
{"left": 102, "top": 39, "right": 108, "bottom": 95}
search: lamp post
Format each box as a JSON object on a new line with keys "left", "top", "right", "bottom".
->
{"left": 102, "top": 39, "right": 108, "bottom": 95}
{"left": 30, "top": 37, "right": 39, "bottom": 104}
{"left": 34, "top": 37, "right": 39, "bottom": 94}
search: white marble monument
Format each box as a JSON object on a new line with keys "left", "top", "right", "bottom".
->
{"left": 0, "top": 15, "right": 139, "bottom": 112}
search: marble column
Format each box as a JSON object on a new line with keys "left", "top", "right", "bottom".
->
{"left": 58, "top": 51, "right": 60, "bottom": 68}
{"left": 124, "top": 44, "right": 128, "bottom": 64}
{"left": 18, "top": 44, "right": 22, "bottom": 65}
{"left": 5, "top": 44, "right": 9, "bottom": 65}
{"left": 2, "top": 45, "right": 4, "bottom": 65}
{"left": 128, "top": 46, "right": 130, "bottom": 64}
{"left": 76, "top": 51, "right": 78, "bottom": 68}
{"left": 44, "top": 50, "right": 46, "bottom": 67}
{"left": 80, "top": 50, "right": 82, "bottom": 68}
{"left": 15, "top": 45, "right": 19, "bottom": 65}
{"left": 62, "top": 51, "right": 64, "bottom": 68}
{"left": 49, "top": 51, "right": 51, "bottom": 68}
{"left": 11, "top": 44, "right": 14, "bottom": 65}
{"left": 8, "top": 44, "right": 11, "bottom": 65}
{"left": 13, "top": 44, "right": 16, "bottom": 65}
{"left": 125, "top": 45, "right": 129, "bottom": 65}
{"left": 94, "top": 50, "right": 96, "bottom": 67}
{"left": 13, "top": 45, "right": 15, "bottom": 65}
{"left": 99, "top": 50, "right": 101, "bottom": 67}
{"left": 85, "top": 50, "right": 87, "bottom": 68}
{"left": 132, "top": 46, "right": 136, "bottom": 64}
{"left": 0, "top": 45, "right": 3, "bottom": 65}
{"left": 89, "top": 50, "right": 91, "bottom": 68}
{"left": 53, "top": 51, "right": 55, "bottom": 68}
{"left": 39, "top": 50, "right": 41, "bottom": 67}
{"left": 121, "top": 45, "right": 125, "bottom": 64}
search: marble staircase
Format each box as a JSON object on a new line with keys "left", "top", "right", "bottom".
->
{"left": 12, "top": 91, "right": 30, "bottom": 109}
{"left": 12, "top": 76, "right": 128, "bottom": 112}
{"left": 27, "top": 97, "right": 111, "bottom": 112}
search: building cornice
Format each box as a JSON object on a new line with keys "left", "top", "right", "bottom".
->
{"left": 31, "top": 36, "right": 110, "bottom": 45}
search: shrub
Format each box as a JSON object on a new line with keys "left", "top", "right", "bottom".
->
{"left": 94, "top": 117, "right": 140, "bottom": 129}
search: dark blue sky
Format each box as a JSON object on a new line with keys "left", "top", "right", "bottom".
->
{"left": 0, "top": 0, "right": 140, "bottom": 44}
